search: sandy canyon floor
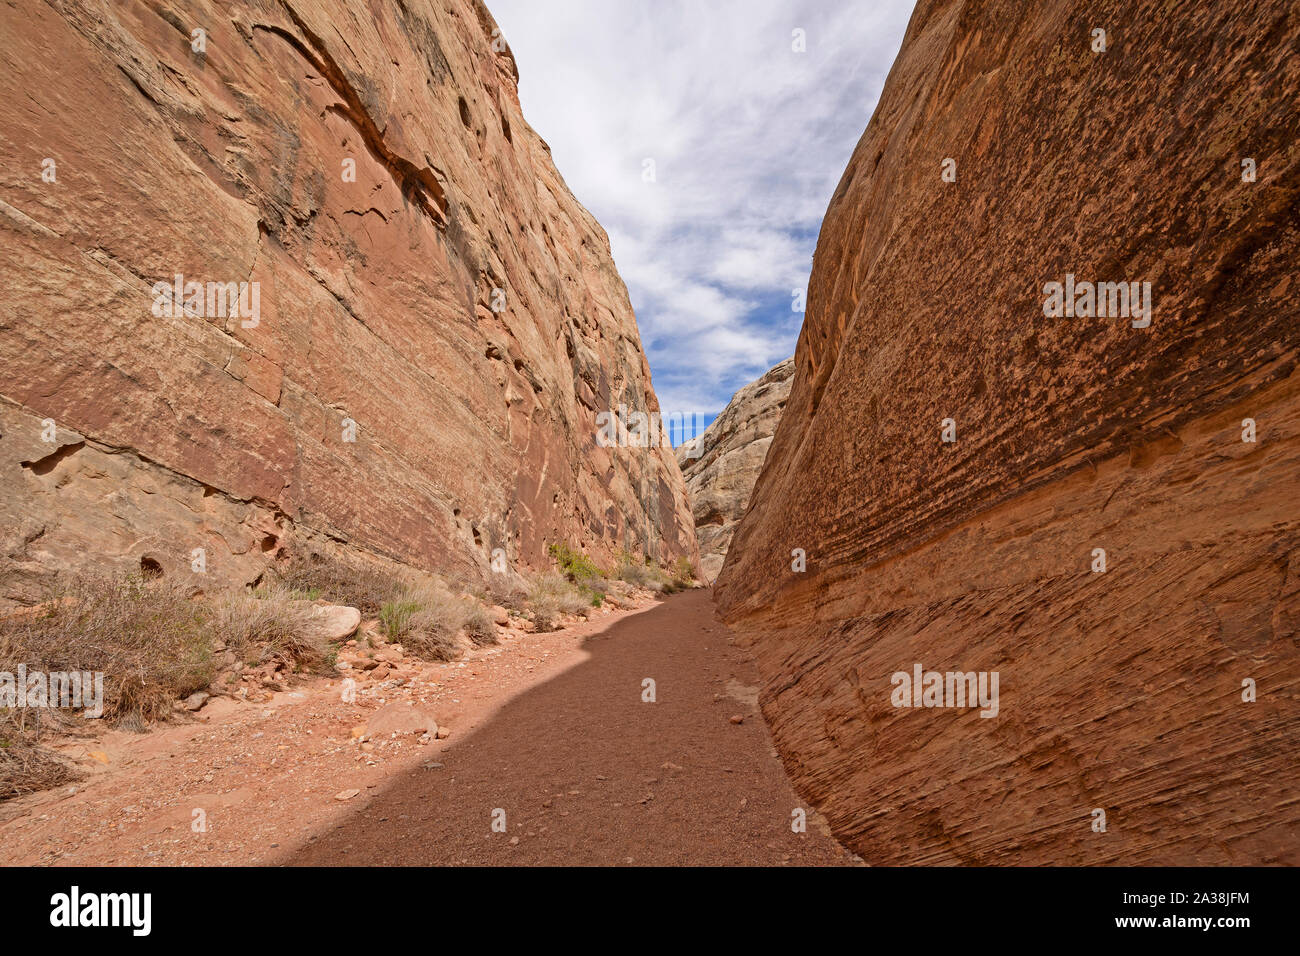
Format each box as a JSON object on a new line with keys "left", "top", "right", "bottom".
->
{"left": 0, "top": 589, "right": 853, "bottom": 866}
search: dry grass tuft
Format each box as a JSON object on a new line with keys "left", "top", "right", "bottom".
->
{"left": 527, "top": 573, "right": 591, "bottom": 632}
{"left": 486, "top": 578, "right": 528, "bottom": 611}
{"left": 379, "top": 580, "right": 481, "bottom": 661}
{"left": 0, "top": 710, "right": 83, "bottom": 801}
{"left": 215, "top": 584, "right": 332, "bottom": 674}
{"left": 463, "top": 603, "right": 498, "bottom": 646}
{"left": 0, "top": 573, "right": 214, "bottom": 726}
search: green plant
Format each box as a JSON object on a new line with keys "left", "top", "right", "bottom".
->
{"left": 672, "top": 556, "right": 695, "bottom": 586}
{"left": 379, "top": 600, "right": 420, "bottom": 641}
{"left": 547, "top": 543, "right": 606, "bottom": 584}
{"left": 385, "top": 582, "right": 479, "bottom": 661}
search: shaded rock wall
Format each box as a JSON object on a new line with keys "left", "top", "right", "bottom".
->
{"left": 716, "top": 0, "right": 1300, "bottom": 864}
{"left": 677, "top": 358, "right": 793, "bottom": 582}
{"left": 0, "top": 0, "right": 695, "bottom": 605}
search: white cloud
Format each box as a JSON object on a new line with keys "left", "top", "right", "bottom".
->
{"left": 491, "top": 0, "right": 916, "bottom": 416}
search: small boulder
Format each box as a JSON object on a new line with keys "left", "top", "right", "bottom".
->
{"left": 183, "top": 691, "right": 210, "bottom": 712}
{"left": 312, "top": 604, "right": 362, "bottom": 641}
{"left": 364, "top": 702, "right": 439, "bottom": 737}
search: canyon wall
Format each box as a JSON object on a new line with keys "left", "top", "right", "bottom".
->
{"left": 0, "top": 0, "right": 695, "bottom": 606}
{"left": 678, "top": 358, "right": 793, "bottom": 582}
{"left": 716, "top": 0, "right": 1300, "bottom": 864}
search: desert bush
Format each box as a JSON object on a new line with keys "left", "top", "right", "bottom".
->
{"left": 463, "top": 603, "right": 498, "bottom": 646}
{"left": 217, "top": 585, "right": 331, "bottom": 673}
{"left": 528, "top": 573, "right": 591, "bottom": 632}
{"left": 545, "top": 543, "right": 612, "bottom": 610}
{"left": 486, "top": 578, "right": 528, "bottom": 611}
{"left": 672, "top": 556, "right": 695, "bottom": 587}
{"left": 602, "top": 579, "right": 637, "bottom": 609}
{"left": 0, "top": 573, "right": 214, "bottom": 726}
{"left": 0, "top": 710, "right": 82, "bottom": 801}
{"left": 383, "top": 582, "right": 471, "bottom": 661}
{"left": 378, "top": 600, "right": 421, "bottom": 642}
{"left": 548, "top": 542, "right": 606, "bottom": 585}
{"left": 615, "top": 551, "right": 658, "bottom": 589}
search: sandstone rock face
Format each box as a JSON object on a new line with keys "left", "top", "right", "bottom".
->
{"left": 677, "top": 359, "right": 793, "bottom": 582}
{"left": 0, "top": 0, "right": 695, "bottom": 607}
{"left": 716, "top": 1, "right": 1300, "bottom": 864}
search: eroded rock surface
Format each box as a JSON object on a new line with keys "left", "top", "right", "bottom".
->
{"left": 0, "top": 0, "right": 695, "bottom": 605}
{"left": 716, "top": 0, "right": 1300, "bottom": 864}
{"left": 677, "top": 359, "right": 793, "bottom": 582}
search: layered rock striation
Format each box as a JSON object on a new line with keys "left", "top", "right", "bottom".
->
{"left": 716, "top": 0, "right": 1300, "bottom": 864}
{"left": 677, "top": 358, "right": 793, "bottom": 582}
{"left": 0, "top": 0, "right": 695, "bottom": 605}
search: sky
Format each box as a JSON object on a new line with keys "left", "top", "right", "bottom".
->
{"left": 490, "top": 0, "right": 917, "bottom": 443}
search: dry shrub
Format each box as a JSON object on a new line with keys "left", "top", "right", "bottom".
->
{"left": 671, "top": 556, "right": 695, "bottom": 588}
{"left": 463, "top": 603, "right": 498, "bottom": 646}
{"left": 0, "top": 710, "right": 83, "bottom": 801}
{"left": 528, "top": 574, "right": 590, "bottom": 632}
{"left": 602, "top": 579, "right": 638, "bottom": 609}
{"left": 616, "top": 557, "right": 658, "bottom": 590}
{"left": 216, "top": 585, "right": 331, "bottom": 673}
{"left": 276, "top": 551, "right": 399, "bottom": 616}
{"left": 381, "top": 581, "right": 471, "bottom": 661}
{"left": 486, "top": 578, "right": 528, "bottom": 611}
{"left": 615, "top": 553, "right": 691, "bottom": 594}
{"left": 0, "top": 573, "right": 214, "bottom": 726}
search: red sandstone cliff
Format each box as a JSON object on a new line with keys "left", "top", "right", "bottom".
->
{"left": 716, "top": 0, "right": 1300, "bottom": 864}
{"left": 0, "top": 0, "right": 695, "bottom": 604}
{"left": 677, "top": 358, "right": 793, "bottom": 583}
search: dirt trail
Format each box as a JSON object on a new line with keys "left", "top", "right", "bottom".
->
{"left": 0, "top": 589, "right": 852, "bottom": 866}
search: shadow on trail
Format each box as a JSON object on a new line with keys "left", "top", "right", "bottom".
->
{"left": 279, "top": 588, "right": 847, "bottom": 866}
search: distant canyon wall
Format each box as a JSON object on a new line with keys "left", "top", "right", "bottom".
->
{"left": 0, "top": 0, "right": 695, "bottom": 605}
{"left": 716, "top": 0, "right": 1300, "bottom": 864}
{"left": 678, "top": 358, "right": 793, "bottom": 582}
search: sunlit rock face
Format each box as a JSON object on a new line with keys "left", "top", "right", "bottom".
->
{"left": 716, "top": 0, "right": 1300, "bottom": 864}
{"left": 0, "top": 0, "right": 695, "bottom": 605}
{"left": 677, "top": 359, "right": 793, "bottom": 583}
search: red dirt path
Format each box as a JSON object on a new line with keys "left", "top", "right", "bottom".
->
{"left": 0, "top": 589, "right": 852, "bottom": 866}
